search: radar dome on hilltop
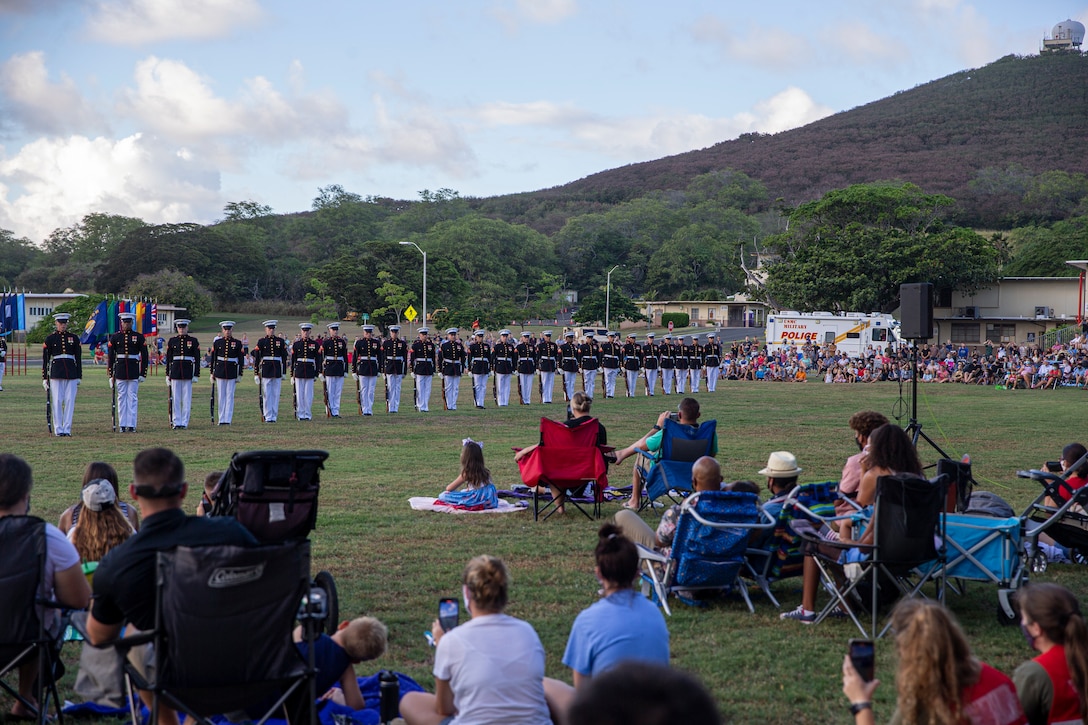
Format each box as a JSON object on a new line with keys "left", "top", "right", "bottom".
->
{"left": 1042, "top": 19, "right": 1084, "bottom": 52}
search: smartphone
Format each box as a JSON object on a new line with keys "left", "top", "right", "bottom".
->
{"left": 848, "top": 639, "right": 875, "bottom": 682}
{"left": 438, "top": 597, "right": 459, "bottom": 632}
{"left": 1045, "top": 461, "right": 1062, "bottom": 473}
{"left": 668, "top": 411, "right": 680, "bottom": 422}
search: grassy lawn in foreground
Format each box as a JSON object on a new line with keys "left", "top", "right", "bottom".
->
{"left": 0, "top": 367, "right": 1082, "bottom": 723}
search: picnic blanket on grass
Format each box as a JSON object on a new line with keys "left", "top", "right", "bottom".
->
{"left": 410, "top": 496, "right": 526, "bottom": 513}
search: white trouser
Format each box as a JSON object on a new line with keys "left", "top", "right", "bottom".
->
{"left": 169, "top": 378, "right": 193, "bottom": 427}
{"left": 295, "top": 378, "right": 314, "bottom": 419}
{"left": 539, "top": 371, "right": 555, "bottom": 403}
{"left": 443, "top": 375, "right": 460, "bottom": 409}
{"left": 326, "top": 375, "right": 344, "bottom": 416}
{"left": 360, "top": 374, "right": 377, "bottom": 415}
{"left": 518, "top": 373, "right": 534, "bottom": 404}
{"left": 216, "top": 378, "right": 236, "bottom": 424}
{"left": 675, "top": 369, "right": 686, "bottom": 393}
{"left": 0, "top": 361, "right": 5, "bottom": 389}
{"left": 496, "top": 373, "right": 512, "bottom": 406}
{"left": 706, "top": 366, "right": 720, "bottom": 391}
{"left": 472, "top": 373, "right": 489, "bottom": 407}
{"left": 562, "top": 371, "right": 578, "bottom": 400}
{"left": 645, "top": 369, "right": 658, "bottom": 395}
{"left": 582, "top": 369, "right": 598, "bottom": 399}
{"left": 603, "top": 368, "right": 619, "bottom": 397}
{"left": 415, "top": 374, "right": 432, "bottom": 411}
{"left": 261, "top": 376, "right": 282, "bottom": 422}
{"left": 385, "top": 374, "right": 403, "bottom": 412}
{"left": 689, "top": 368, "right": 701, "bottom": 393}
{"left": 661, "top": 368, "right": 674, "bottom": 394}
{"left": 116, "top": 378, "right": 139, "bottom": 428}
{"left": 624, "top": 370, "right": 639, "bottom": 397}
{"left": 49, "top": 379, "right": 77, "bottom": 435}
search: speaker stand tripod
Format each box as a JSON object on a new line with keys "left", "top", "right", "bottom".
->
{"left": 904, "top": 341, "right": 952, "bottom": 459}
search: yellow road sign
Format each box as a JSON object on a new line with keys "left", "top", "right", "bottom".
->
{"left": 404, "top": 305, "right": 418, "bottom": 322}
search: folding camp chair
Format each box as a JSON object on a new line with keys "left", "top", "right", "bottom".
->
{"left": 793, "top": 473, "right": 948, "bottom": 638}
{"left": 112, "top": 541, "right": 321, "bottom": 725}
{"left": 516, "top": 417, "right": 609, "bottom": 521}
{"left": 0, "top": 516, "right": 70, "bottom": 725}
{"left": 743, "top": 481, "right": 843, "bottom": 609}
{"left": 638, "top": 491, "right": 774, "bottom": 615}
{"left": 635, "top": 418, "right": 717, "bottom": 510}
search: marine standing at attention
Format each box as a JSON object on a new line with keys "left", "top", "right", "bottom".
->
{"left": 165, "top": 318, "right": 200, "bottom": 429}
{"left": 211, "top": 320, "right": 245, "bottom": 425}
{"left": 253, "top": 320, "right": 288, "bottom": 423}
{"left": 291, "top": 323, "right": 322, "bottom": 420}
{"left": 43, "top": 313, "right": 82, "bottom": 436}
{"left": 536, "top": 331, "right": 559, "bottom": 404}
{"left": 382, "top": 325, "right": 409, "bottom": 413}
{"left": 321, "top": 322, "right": 349, "bottom": 417}
{"left": 107, "top": 312, "right": 148, "bottom": 432}
{"left": 467, "top": 329, "right": 491, "bottom": 409}
{"left": 353, "top": 324, "right": 383, "bottom": 416}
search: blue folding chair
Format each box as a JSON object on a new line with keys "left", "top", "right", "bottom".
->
{"left": 636, "top": 418, "right": 717, "bottom": 509}
{"left": 638, "top": 491, "right": 774, "bottom": 615}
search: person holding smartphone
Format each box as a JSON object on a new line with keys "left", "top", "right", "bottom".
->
{"left": 400, "top": 555, "right": 551, "bottom": 725}
{"left": 842, "top": 599, "right": 1025, "bottom": 725}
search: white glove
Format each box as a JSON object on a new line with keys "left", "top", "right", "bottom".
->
{"left": 254, "top": 375, "right": 261, "bottom": 385}
{"left": 76, "top": 379, "right": 81, "bottom": 387}
{"left": 319, "top": 374, "right": 325, "bottom": 382}
{"left": 108, "top": 378, "right": 114, "bottom": 389}
{"left": 352, "top": 373, "right": 359, "bottom": 381}
{"left": 138, "top": 376, "right": 146, "bottom": 383}
{"left": 42, "top": 380, "right": 49, "bottom": 390}
{"left": 166, "top": 376, "right": 172, "bottom": 384}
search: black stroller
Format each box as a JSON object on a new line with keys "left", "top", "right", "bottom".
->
{"left": 210, "top": 449, "right": 339, "bottom": 632}
{"left": 1018, "top": 450, "right": 1088, "bottom": 571}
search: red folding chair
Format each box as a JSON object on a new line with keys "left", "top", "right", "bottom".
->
{"left": 516, "top": 417, "right": 609, "bottom": 521}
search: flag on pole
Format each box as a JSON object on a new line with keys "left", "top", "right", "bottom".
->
{"left": 135, "top": 301, "right": 146, "bottom": 334}
{"left": 107, "top": 299, "right": 119, "bottom": 334}
{"left": 148, "top": 302, "right": 158, "bottom": 337}
{"left": 81, "top": 300, "right": 109, "bottom": 344}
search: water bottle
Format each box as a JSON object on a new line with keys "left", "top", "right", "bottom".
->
{"left": 379, "top": 670, "right": 399, "bottom": 724}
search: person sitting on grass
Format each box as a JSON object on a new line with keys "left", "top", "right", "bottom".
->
{"left": 611, "top": 397, "right": 716, "bottom": 510}
{"left": 292, "top": 616, "right": 387, "bottom": 711}
{"left": 58, "top": 461, "right": 140, "bottom": 534}
{"left": 612, "top": 456, "right": 723, "bottom": 558}
{"left": 514, "top": 392, "right": 608, "bottom": 515}
{"left": 438, "top": 440, "right": 498, "bottom": 510}
{"left": 565, "top": 661, "right": 721, "bottom": 725}
{"left": 195, "top": 470, "right": 223, "bottom": 517}
{"left": 543, "top": 523, "right": 670, "bottom": 718}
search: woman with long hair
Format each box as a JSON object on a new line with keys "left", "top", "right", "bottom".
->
{"left": 843, "top": 599, "right": 1026, "bottom": 725}
{"left": 58, "top": 461, "right": 139, "bottom": 533}
{"left": 839, "top": 423, "right": 923, "bottom": 546}
{"left": 1014, "top": 583, "right": 1088, "bottom": 725}
{"left": 400, "top": 555, "right": 551, "bottom": 725}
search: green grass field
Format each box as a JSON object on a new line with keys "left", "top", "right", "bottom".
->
{"left": 1, "top": 364, "right": 1083, "bottom": 724}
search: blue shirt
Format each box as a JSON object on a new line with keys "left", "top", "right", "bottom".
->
{"left": 562, "top": 590, "right": 669, "bottom": 677}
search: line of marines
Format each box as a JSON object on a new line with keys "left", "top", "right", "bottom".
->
{"left": 39, "top": 317, "right": 727, "bottom": 435}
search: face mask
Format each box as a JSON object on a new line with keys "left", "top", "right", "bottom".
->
{"left": 1020, "top": 623, "right": 1037, "bottom": 649}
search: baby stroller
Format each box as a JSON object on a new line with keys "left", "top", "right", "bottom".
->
{"left": 1019, "top": 450, "right": 1088, "bottom": 570}
{"left": 210, "top": 450, "right": 339, "bottom": 633}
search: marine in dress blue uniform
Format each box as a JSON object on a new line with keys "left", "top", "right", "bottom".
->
{"left": 352, "top": 325, "right": 383, "bottom": 415}
{"left": 254, "top": 320, "right": 288, "bottom": 422}
{"left": 440, "top": 328, "right": 466, "bottom": 410}
{"left": 685, "top": 336, "right": 703, "bottom": 393}
{"left": 382, "top": 326, "right": 408, "bottom": 413}
{"left": 42, "top": 313, "right": 82, "bottom": 436}
{"left": 107, "top": 312, "right": 148, "bottom": 432}
{"left": 165, "top": 318, "right": 200, "bottom": 429}
{"left": 467, "top": 330, "right": 491, "bottom": 408}
{"left": 643, "top": 332, "right": 660, "bottom": 395}
{"left": 622, "top": 333, "right": 643, "bottom": 398}
{"left": 578, "top": 334, "right": 601, "bottom": 399}
{"left": 0, "top": 323, "right": 7, "bottom": 391}
{"left": 558, "top": 331, "right": 579, "bottom": 401}
{"left": 291, "top": 323, "right": 322, "bottom": 420}
{"left": 536, "top": 331, "right": 558, "bottom": 404}
{"left": 410, "top": 328, "right": 437, "bottom": 412}
{"left": 491, "top": 330, "right": 515, "bottom": 406}
{"left": 321, "top": 322, "right": 349, "bottom": 417}
{"left": 515, "top": 331, "right": 537, "bottom": 405}
{"left": 703, "top": 332, "right": 723, "bottom": 392}
{"left": 211, "top": 321, "right": 245, "bottom": 424}
{"left": 658, "top": 333, "right": 676, "bottom": 395}
{"left": 599, "top": 331, "right": 621, "bottom": 398}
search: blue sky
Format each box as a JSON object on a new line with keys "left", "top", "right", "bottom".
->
{"left": 0, "top": 0, "right": 1085, "bottom": 243}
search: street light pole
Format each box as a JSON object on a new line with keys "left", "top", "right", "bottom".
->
{"left": 399, "top": 241, "right": 427, "bottom": 328}
{"left": 605, "top": 264, "right": 621, "bottom": 331}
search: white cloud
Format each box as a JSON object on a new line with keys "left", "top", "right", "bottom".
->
{"left": 0, "top": 52, "right": 105, "bottom": 135}
{"left": 86, "top": 0, "right": 262, "bottom": 45}
{"left": 515, "top": 0, "right": 576, "bottom": 24}
{"left": 820, "top": 20, "right": 910, "bottom": 66}
{"left": 459, "top": 87, "right": 832, "bottom": 160}
{"left": 0, "top": 133, "right": 222, "bottom": 242}
{"left": 689, "top": 15, "right": 815, "bottom": 70}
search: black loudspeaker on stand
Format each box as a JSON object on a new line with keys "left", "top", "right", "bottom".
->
{"left": 897, "top": 283, "right": 951, "bottom": 459}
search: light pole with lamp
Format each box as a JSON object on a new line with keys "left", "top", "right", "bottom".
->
{"left": 605, "top": 264, "right": 621, "bottom": 331}
{"left": 399, "top": 241, "right": 427, "bottom": 329}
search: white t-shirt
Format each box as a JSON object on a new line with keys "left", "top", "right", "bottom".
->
{"left": 43, "top": 523, "right": 81, "bottom": 633}
{"left": 433, "top": 613, "right": 551, "bottom": 725}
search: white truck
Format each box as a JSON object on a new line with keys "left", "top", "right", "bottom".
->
{"left": 765, "top": 312, "right": 901, "bottom": 357}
